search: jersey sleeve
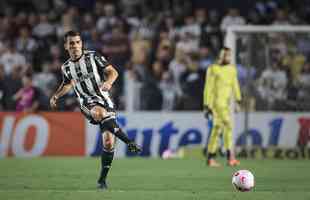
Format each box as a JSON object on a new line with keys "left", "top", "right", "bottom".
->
{"left": 203, "top": 65, "right": 216, "bottom": 109}
{"left": 62, "top": 73, "right": 71, "bottom": 84}
{"left": 61, "top": 65, "right": 71, "bottom": 84}
{"left": 94, "top": 52, "right": 110, "bottom": 69}
{"left": 233, "top": 67, "right": 242, "bottom": 102}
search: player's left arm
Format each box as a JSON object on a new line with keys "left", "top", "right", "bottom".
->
{"left": 233, "top": 66, "right": 242, "bottom": 103}
{"left": 102, "top": 65, "right": 119, "bottom": 91}
{"left": 94, "top": 52, "right": 118, "bottom": 91}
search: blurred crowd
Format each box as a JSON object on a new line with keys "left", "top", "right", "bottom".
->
{"left": 0, "top": 0, "right": 310, "bottom": 112}
{"left": 237, "top": 39, "right": 310, "bottom": 111}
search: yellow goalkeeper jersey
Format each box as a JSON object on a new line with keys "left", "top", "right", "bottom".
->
{"left": 203, "top": 64, "right": 241, "bottom": 109}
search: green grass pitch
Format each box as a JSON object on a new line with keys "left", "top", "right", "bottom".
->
{"left": 0, "top": 157, "right": 310, "bottom": 200}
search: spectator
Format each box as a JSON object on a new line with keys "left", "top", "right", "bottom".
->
{"left": 157, "top": 14, "right": 178, "bottom": 40}
{"left": 298, "top": 62, "right": 310, "bottom": 102}
{"left": 1, "top": 65, "right": 23, "bottom": 110}
{"left": 180, "top": 15, "right": 201, "bottom": 39}
{"left": 80, "top": 13, "right": 96, "bottom": 40}
{"left": 102, "top": 24, "right": 131, "bottom": 107}
{"left": 102, "top": 25, "right": 131, "bottom": 68}
{"left": 131, "top": 32, "right": 151, "bottom": 68}
{"left": 176, "top": 31, "right": 199, "bottom": 54}
{"left": 269, "top": 34, "right": 288, "bottom": 62}
{"left": 32, "top": 14, "right": 55, "bottom": 39}
{"left": 122, "top": 4, "right": 141, "bottom": 34}
{"left": 200, "top": 9, "right": 222, "bottom": 53}
{"left": 0, "top": 40, "right": 5, "bottom": 56}
{"left": 83, "top": 28, "right": 103, "bottom": 52}
{"left": 33, "top": 63, "right": 57, "bottom": 98}
{"left": 257, "top": 62, "right": 287, "bottom": 109}
{"left": 220, "top": 8, "right": 246, "bottom": 32}
{"left": 49, "top": 58, "right": 63, "bottom": 83}
{"left": 156, "top": 40, "right": 173, "bottom": 68}
{"left": 0, "top": 42, "right": 26, "bottom": 75}
{"left": 96, "top": 4, "right": 118, "bottom": 33}
{"left": 27, "top": 13, "right": 38, "bottom": 28}
{"left": 130, "top": 32, "right": 151, "bottom": 81}
{"left": 160, "top": 70, "right": 178, "bottom": 110}
{"left": 198, "top": 46, "right": 213, "bottom": 70}
{"left": 195, "top": 8, "right": 208, "bottom": 26}
{"left": 179, "top": 53, "right": 205, "bottom": 110}
{"left": 0, "top": 16, "right": 15, "bottom": 40}
{"left": 56, "top": 7, "right": 78, "bottom": 38}
{"left": 16, "top": 26, "right": 38, "bottom": 63}
{"left": 14, "top": 12, "right": 28, "bottom": 28}
{"left": 0, "top": 64, "right": 5, "bottom": 110}
{"left": 169, "top": 47, "right": 187, "bottom": 97}
{"left": 13, "top": 72, "right": 40, "bottom": 112}
{"left": 281, "top": 47, "right": 306, "bottom": 84}
{"left": 273, "top": 9, "right": 290, "bottom": 25}
{"left": 140, "top": 61, "right": 163, "bottom": 110}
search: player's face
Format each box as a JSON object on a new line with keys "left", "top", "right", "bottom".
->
{"left": 223, "top": 50, "right": 231, "bottom": 64}
{"left": 65, "top": 36, "right": 83, "bottom": 59}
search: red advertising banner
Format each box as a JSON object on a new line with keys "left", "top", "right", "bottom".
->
{"left": 0, "top": 112, "right": 85, "bottom": 157}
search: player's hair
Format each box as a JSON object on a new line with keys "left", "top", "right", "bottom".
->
{"left": 222, "top": 47, "right": 231, "bottom": 51}
{"left": 217, "top": 47, "right": 231, "bottom": 64}
{"left": 64, "top": 30, "right": 81, "bottom": 43}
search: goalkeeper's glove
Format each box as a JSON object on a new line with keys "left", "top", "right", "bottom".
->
{"left": 203, "top": 106, "right": 213, "bottom": 120}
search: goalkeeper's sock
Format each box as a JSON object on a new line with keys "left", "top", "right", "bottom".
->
{"left": 207, "top": 152, "right": 216, "bottom": 161}
{"left": 100, "top": 119, "right": 132, "bottom": 144}
{"left": 226, "top": 150, "right": 231, "bottom": 160}
{"left": 98, "top": 147, "right": 114, "bottom": 184}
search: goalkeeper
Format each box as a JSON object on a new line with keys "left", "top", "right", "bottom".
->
{"left": 203, "top": 47, "right": 241, "bottom": 167}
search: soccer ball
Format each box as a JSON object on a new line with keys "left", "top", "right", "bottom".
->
{"left": 232, "top": 170, "right": 255, "bottom": 192}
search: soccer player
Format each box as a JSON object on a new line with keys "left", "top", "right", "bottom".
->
{"left": 203, "top": 47, "right": 241, "bottom": 167}
{"left": 50, "top": 30, "right": 141, "bottom": 190}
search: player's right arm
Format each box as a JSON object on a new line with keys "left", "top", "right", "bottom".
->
{"left": 232, "top": 66, "right": 241, "bottom": 103}
{"left": 203, "top": 65, "right": 215, "bottom": 110}
{"left": 203, "top": 65, "right": 216, "bottom": 119}
{"left": 50, "top": 73, "right": 73, "bottom": 109}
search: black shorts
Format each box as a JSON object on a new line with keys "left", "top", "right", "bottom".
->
{"left": 80, "top": 99, "right": 116, "bottom": 125}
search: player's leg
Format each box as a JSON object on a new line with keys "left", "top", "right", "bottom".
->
{"left": 91, "top": 105, "right": 141, "bottom": 153}
{"left": 207, "top": 111, "right": 222, "bottom": 167}
{"left": 221, "top": 108, "right": 240, "bottom": 166}
{"left": 97, "top": 131, "right": 115, "bottom": 189}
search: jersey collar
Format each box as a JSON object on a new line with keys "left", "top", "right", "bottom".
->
{"left": 70, "top": 50, "right": 84, "bottom": 62}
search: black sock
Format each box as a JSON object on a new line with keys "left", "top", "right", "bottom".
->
{"left": 100, "top": 119, "right": 132, "bottom": 144}
{"left": 207, "top": 153, "right": 216, "bottom": 161}
{"left": 114, "top": 128, "right": 132, "bottom": 144}
{"left": 98, "top": 148, "right": 114, "bottom": 184}
{"left": 226, "top": 150, "right": 231, "bottom": 160}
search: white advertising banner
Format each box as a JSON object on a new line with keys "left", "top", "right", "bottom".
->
{"left": 86, "top": 112, "right": 310, "bottom": 157}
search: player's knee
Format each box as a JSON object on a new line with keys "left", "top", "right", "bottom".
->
{"left": 225, "top": 123, "right": 232, "bottom": 131}
{"left": 102, "top": 132, "right": 115, "bottom": 150}
{"left": 103, "top": 138, "right": 114, "bottom": 150}
{"left": 213, "top": 124, "right": 222, "bottom": 130}
{"left": 91, "top": 107, "right": 107, "bottom": 122}
{"left": 223, "top": 121, "right": 232, "bottom": 130}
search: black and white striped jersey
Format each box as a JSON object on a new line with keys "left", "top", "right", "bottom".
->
{"left": 61, "top": 50, "right": 114, "bottom": 109}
